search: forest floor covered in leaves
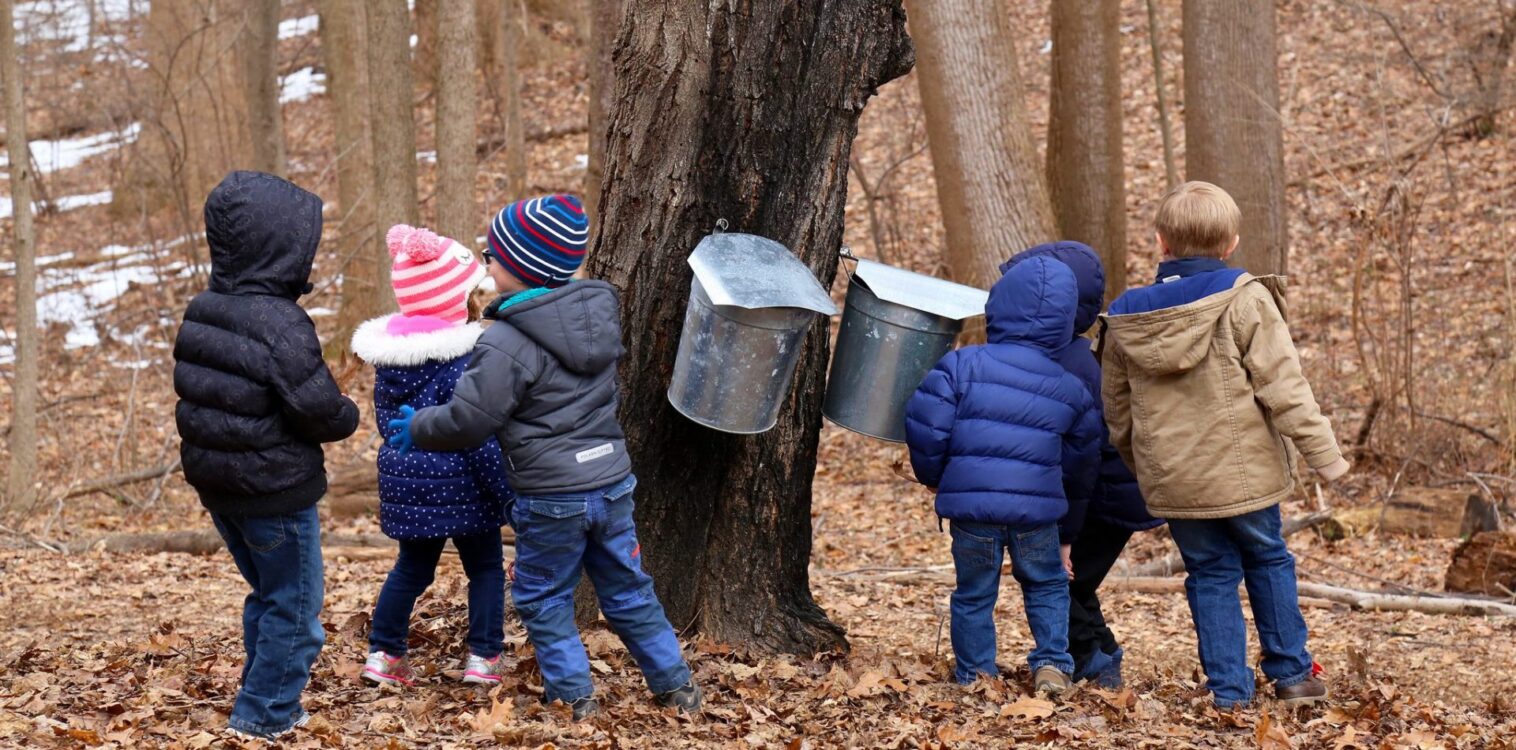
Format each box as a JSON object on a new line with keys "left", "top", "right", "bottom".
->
{"left": 3, "top": 0, "right": 1516, "bottom": 747}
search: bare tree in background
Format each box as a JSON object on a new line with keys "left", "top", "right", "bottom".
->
{"left": 584, "top": 0, "right": 622, "bottom": 222}
{"left": 1184, "top": 0, "right": 1289, "bottom": 275}
{"left": 435, "top": 0, "right": 478, "bottom": 243}
{"left": 1048, "top": 0, "right": 1126, "bottom": 301}
{"left": 585, "top": 0, "right": 913, "bottom": 654}
{"left": 905, "top": 0, "right": 1055, "bottom": 292}
{"left": 413, "top": 0, "right": 438, "bottom": 91}
{"left": 239, "top": 0, "right": 286, "bottom": 177}
{"left": 322, "top": 0, "right": 388, "bottom": 356}
{"left": 2, "top": 0, "right": 38, "bottom": 514}
{"left": 367, "top": 0, "right": 420, "bottom": 264}
{"left": 499, "top": 0, "right": 527, "bottom": 200}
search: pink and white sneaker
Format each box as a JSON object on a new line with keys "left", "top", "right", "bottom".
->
{"left": 462, "top": 653, "right": 505, "bottom": 685}
{"left": 362, "top": 651, "right": 416, "bottom": 686}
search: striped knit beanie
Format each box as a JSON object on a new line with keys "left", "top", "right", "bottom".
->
{"left": 486, "top": 194, "right": 589, "bottom": 288}
{"left": 387, "top": 224, "right": 488, "bottom": 324}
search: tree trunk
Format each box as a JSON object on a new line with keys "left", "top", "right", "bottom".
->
{"left": 585, "top": 0, "right": 913, "bottom": 654}
{"left": 434, "top": 0, "right": 478, "bottom": 243}
{"left": 321, "top": 0, "right": 387, "bottom": 358}
{"left": 1183, "top": 0, "right": 1288, "bottom": 275}
{"left": 367, "top": 0, "right": 421, "bottom": 255}
{"left": 500, "top": 0, "right": 526, "bottom": 200}
{"left": 239, "top": 0, "right": 286, "bottom": 177}
{"left": 906, "top": 0, "right": 1054, "bottom": 292}
{"left": 413, "top": 0, "right": 438, "bottom": 92}
{"left": 136, "top": 0, "right": 253, "bottom": 220}
{"left": 1047, "top": 0, "right": 1126, "bottom": 305}
{"left": 1, "top": 0, "right": 38, "bottom": 514}
{"left": 583, "top": 0, "right": 621, "bottom": 223}
{"left": 1144, "top": 0, "right": 1179, "bottom": 190}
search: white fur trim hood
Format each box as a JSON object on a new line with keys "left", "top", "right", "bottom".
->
{"left": 351, "top": 315, "right": 486, "bottom": 367}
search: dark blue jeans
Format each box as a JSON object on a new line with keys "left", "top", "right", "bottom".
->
{"left": 1167, "top": 504, "right": 1314, "bottom": 708}
{"left": 210, "top": 505, "right": 325, "bottom": 738}
{"left": 948, "top": 521, "right": 1074, "bottom": 683}
{"left": 369, "top": 531, "right": 506, "bottom": 658}
{"left": 510, "top": 475, "right": 690, "bottom": 703}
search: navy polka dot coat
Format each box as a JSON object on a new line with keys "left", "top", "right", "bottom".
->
{"left": 353, "top": 315, "right": 513, "bottom": 540}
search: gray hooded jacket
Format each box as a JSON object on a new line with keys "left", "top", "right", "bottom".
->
{"left": 409, "top": 281, "right": 632, "bottom": 495}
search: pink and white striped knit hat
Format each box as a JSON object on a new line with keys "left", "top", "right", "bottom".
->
{"left": 387, "top": 224, "right": 488, "bottom": 324}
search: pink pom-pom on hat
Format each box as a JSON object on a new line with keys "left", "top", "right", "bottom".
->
{"left": 387, "top": 223, "right": 488, "bottom": 326}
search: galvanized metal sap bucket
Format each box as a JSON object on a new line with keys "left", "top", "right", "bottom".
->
{"left": 822, "top": 253, "right": 988, "bottom": 442}
{"left": 667, "top": 232, "right": 837, "bottom": 434}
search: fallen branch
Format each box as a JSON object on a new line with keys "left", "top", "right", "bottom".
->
{"left": 62, "top": 460, "right": 182, "bottom": 500}
{"left": 1120, "top": 510, "right": 1335, "bottom": 577}
{"left": 1108, "top": 576, "right": 1516, "bottom": 618}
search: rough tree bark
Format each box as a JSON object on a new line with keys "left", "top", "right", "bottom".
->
{"left": 583, "top": 0, "right": 622, "bottom": 223}
{"left": 585, "top": 0, "right": 913, "bottom": 654}
{"left": 1048, "top": 0, "right": 1126, "bottom": 304}
{"left": 322, "top": 0, "right": 388, "bottom": 357}
{"left": 500, "top": 0, "right": 526, "bottom": 200}
{"left": 239, "top": 0, "right": 286, "bottom": 177}
{"left": 2, "top": 0, "right": 38, "bottom": 514}
{"left": 434, "top": 0, "right": 478, "bottom": 243}
{"left": 906, "top": 0, "right": 1055, "bottom": 292}
{"left": 1144, "top": 0, "right": 1179, "bottom": 190}
{"left": 367, "top": 0, "right": 420, "bottom": 252}
{"left": 1183, "top": 0, "right": 1289, "bottom": 275}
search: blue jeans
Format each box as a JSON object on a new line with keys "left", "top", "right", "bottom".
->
{"left": 510, "top": 475, "right": 690, "bottom": 702}
{"left": 1167, "top": 504, "right": 1314, "bottom": 708}
{"left": 210, "top": 506, "right": 325, "bottom": 738}
{"left": 369, "top": 532, "right": 506, "bottom": 658}
{"left": 948, "top": 521, "right": 1074, "bottom": 683}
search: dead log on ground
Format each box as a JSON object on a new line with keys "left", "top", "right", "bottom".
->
{"left": 1446, "top": 531, "right": 1516, "bottom": 597}
{"left": 1107, "top": 576, "right": 1516, "bottom": 617}
{"left": 1322, "top": 488, "right": 1501, "bottom": 540}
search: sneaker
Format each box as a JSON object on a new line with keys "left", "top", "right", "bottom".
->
{"left": 1033, "top": 665, "right": 1073, "bottom": 697}
{"left": 566, "top": 696, "right": 601, "bottom": 721}
{"left": 462, "top": 653, "right": 505, "bottom": 685}
{"left": 655, "top": 680, "right": 703, "bottom": 714}
{"left": 1276, "top": 663, "right": 1329, "bottom": 706}
{"left": 227, "top": 711, "right": 310, "bottom": 744}
{"left": 362, "top": 651, "right": 416, "bottom": 687}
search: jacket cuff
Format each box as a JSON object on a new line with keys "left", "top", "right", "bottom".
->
{"left": 1313, "top": 456, "right": 1351, "bottom": 482}
{"left": 1302, "top": 445, "right": 1344, "bottom": 471}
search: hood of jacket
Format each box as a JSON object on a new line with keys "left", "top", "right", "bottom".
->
{"left": 352, "top": 314, "right": 485, "bottom": 368}
{"left": 488, "top": 280, "right": 624, "bottom": 374}
{"left": 1104, "top": 274, "right": 1286, "bottom": 377}
{"left": 204, "top": 171, "right": 324, "bottom": 299}
{"left": 985, "top": 255, "right": 1077, "bottom": 348}
{"left": 1000, "top": 241, "right": 1105, "bottom": 338}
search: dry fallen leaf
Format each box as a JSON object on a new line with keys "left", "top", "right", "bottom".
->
{"left": 1000, "top": 696, "right": 1056, "bottom": 721}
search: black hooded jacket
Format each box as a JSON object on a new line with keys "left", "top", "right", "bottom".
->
{"left": 174, "top": 171, "right": 359, "bottom": 516}
{"left": 410, "top": 281, "right": 632, "bottom": 495}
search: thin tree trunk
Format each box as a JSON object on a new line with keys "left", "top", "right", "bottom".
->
{"left": 585, "top": 0, "right": 913, "bottom": 654}
{"left": 501, "top": 0, "right": 526, "bottom": 200}
{"left": 1047, "top": 0, "right": 1126, "bottom": 305}
{"left": 583, "top": 0, "right": 621, "bottom": 223}
{"left": 1, "top": 0, "right": 38, "bottom": 515}
{"left": 434, "top": 0, "right": 478, "bottom": 243}
{"left": 906, "top": 0, "right": 1054, "bottom": 292}
{"left": 1144, "top": 0, "right": 1179, "bottom": 190}
{"left": 367, "top": 0, "right": 420, "bottom": 257}
{"left": 413, "top": 0, "right": 438, "bottom": 92}
{"left": 240, "top": 0, "right": 286, "bottom": 177}
{"left": 323, "top": 0, "right": 387, "bottom": 357}
{"left": 1183, "top": 0, "right": 1289, "bottom": 275}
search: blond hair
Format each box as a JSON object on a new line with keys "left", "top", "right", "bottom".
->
{"left": 1155, "top": 181, "right": 1241, "bottom": 258}
{"left": 466, "top": 286, "right": 493, "bottom": 322}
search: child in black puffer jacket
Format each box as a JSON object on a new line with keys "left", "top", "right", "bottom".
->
{"left": 173, "top": 171, "right": 358, "bottom": 741}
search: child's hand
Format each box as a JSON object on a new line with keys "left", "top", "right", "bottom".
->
{"left": 1314, "top": 457, "right": 1351, "bottom": 483}
{"left": 1060, "top": 544, "right": 1074, "bottom": 580}
{"left": 387, "top": 405, "right": 416, "bottom": 454}
{"left": 506, "top": 559, "right": 516, "bottom": 583}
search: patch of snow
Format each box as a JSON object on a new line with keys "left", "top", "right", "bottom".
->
{"left": 572, "top": 154, "right": 589, "bottom": 171}
{"left": 416, "top": 150, "right": 437, "bottom": 163}
{"left": 0, "top": 124, "right": 141, "bottom": 174}
{"left": 280, "top": 67, "right": 327, "bottom": 104}
{"left": 15, "top": 0, "right": 138, "bottom": 54}
{"left": 278, "top": 14, "right": 319, "bottom": 40}
{"left": 0, "top": 190, "right": 112, "bottom": 219}
{"left": 0, "top": 251, "right": 74, "bottom": 273}
{"left": 305, "top": 307, "right": 336, "bottom": 318}
{"left": 1039, "top": 39, "right": 1053, "bottom": 55}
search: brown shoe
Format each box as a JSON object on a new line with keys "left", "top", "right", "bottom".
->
{"left": 1276, "top": 667, "right": 1328, "bottom": 707}
{"left": 1033, "top": 665, "right": 1073, "bottom": 697}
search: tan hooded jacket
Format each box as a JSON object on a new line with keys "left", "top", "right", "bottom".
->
{"left": 1100, "top": 275, "right": 1345, "bottom": 520}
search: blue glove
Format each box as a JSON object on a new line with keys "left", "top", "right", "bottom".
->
{"left": 387, "top": 405, "right": 416, "bottom": 454}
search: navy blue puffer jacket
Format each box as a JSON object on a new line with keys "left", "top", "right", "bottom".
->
{"left": 1002, "top": 243, "right": 1160, "bottom": 535}
{"left": 352, "top": 315, "right": 513, "bottom": 540}
{"left": 904, "top": 256, "right": 1103, "bottom": 532}
{"left": 174, "top": 171, "right": 359, "bottom": 516}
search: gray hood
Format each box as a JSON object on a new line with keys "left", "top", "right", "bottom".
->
{"left": 488, "top": 281, "right": 624, "bottom": 374}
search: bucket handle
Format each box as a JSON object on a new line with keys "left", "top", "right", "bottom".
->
{"left": 838, "top": 245, "right": 859, "bottom": 286}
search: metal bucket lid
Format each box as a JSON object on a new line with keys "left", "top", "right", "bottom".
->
{"left": 851, "top": 258, "right": 988, "bottom": 320}
{"left": 688, "top": 232, "right": 837, "bottom": 315}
